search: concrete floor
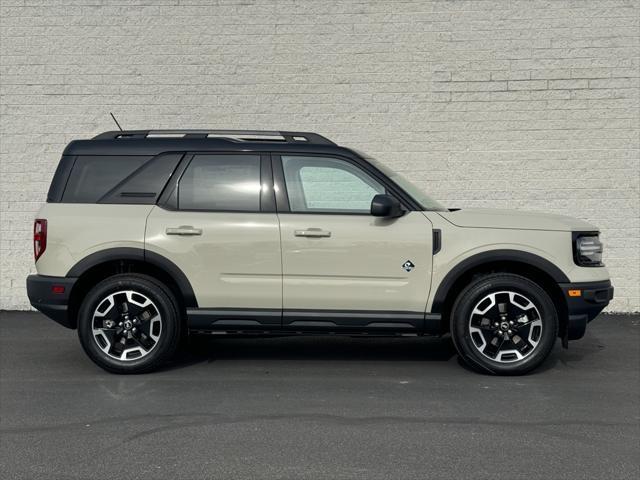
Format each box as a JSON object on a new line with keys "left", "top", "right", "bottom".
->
{"left": 0, "top": 312, "right": 638, "bottom": 479}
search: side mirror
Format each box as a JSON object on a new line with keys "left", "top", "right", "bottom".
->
{"left": 371, "top": 194, "right": 405, "bottom": 218}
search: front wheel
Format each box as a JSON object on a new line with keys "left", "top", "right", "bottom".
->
{"left": 77, "top": 274, "right": 181, "bottom": 374}
{"left": 450, "top": 273, "right": 558, "bottom": 375}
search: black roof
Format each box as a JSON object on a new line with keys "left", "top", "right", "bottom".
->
{"left": 63, "top": 130, "right": 354, "bottom": 157}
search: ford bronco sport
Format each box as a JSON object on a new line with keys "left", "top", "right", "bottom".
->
{"left": 27, "top": 130, "right": 613, "bottom": 374}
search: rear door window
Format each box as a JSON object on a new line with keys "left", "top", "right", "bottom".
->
{"left": 178, "top": 154, "right": 262, "bottom": 211}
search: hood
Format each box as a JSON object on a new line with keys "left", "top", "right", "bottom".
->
{"left": 437, "top": 208, "right": 598, "bottom": 232}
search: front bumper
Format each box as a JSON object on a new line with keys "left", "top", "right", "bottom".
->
{"left": 26, "top": 275, "right": 77, "bottom": 328}
{"left": 559, "top": 279, "right": 614, "bottom": 341}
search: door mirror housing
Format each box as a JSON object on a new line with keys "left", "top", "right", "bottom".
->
{"left": 371, "top": 194, "right": 405, "bottom": 218}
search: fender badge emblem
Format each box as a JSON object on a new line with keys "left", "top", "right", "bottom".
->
{"left": 402, "top": 260, "right": 415, "bottom": 272}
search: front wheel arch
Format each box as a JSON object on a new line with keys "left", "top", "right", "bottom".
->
{"left": 431, "top": 254, "right": 568, "bottom": 337}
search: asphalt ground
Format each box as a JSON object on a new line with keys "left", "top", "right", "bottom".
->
{"left": 0, "top": 311, "right": 638, "bottom": 479}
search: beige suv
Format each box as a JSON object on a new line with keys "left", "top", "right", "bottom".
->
{"left": 27, "top": 130, "right": 613, "bottom": 374}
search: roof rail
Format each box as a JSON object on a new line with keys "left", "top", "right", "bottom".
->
{"left": 92, "top": 129, "right": 336, "bottom": 145}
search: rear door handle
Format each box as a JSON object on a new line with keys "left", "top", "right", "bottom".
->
{"left": 294, "top": 228, "right": 331, "bottom": 238}
{"left": 166, "top": 226, "right": 202, "bottom": 236}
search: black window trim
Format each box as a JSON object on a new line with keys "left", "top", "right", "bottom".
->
{"left": 48, "top": 147, "right": 425, "bottom": 211}
{"left": 271, "top": 152, "right": 417, "bottom": 215}
{"left": 157, "top": 151, "right": 275, "bottom": 214}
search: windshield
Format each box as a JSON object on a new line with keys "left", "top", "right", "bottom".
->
{"left": 359, "top": 153, "right": 448, "bottom": 211}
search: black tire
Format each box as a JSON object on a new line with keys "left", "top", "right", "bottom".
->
{"left": 77, "top": 274, "right": 181, "bottom": 374}
{"left": 450, "top": 273, "right": 558, "bottom": 375}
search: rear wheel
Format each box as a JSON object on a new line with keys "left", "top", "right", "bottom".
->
{"left": 77, "top": 274, "right": 181, "bottom": 374}
{"left": 450, "top": 273, "right": 558, "bottom": 375}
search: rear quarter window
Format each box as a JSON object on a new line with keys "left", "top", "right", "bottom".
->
{"left": 98, "top": 153, "right": 183, "bottom": 204}
{"left": 47, "top": 155, "right": 76, "bottom": 202}
{"left": 62, "top": 156, "right": 152, "bottom": 203}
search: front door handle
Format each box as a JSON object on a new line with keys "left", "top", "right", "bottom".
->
{"left": 294, "top": 228, "right": 331, "bottom": 238}
{"left": 166, "top": 226, "right": 202, "bottom": 236}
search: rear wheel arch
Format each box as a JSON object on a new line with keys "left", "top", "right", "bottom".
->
{"left": 432, "top": 250, "right": 568, "bottom": 334}
{"left": 66, "top": 248, "right": 196, "bottom": 328}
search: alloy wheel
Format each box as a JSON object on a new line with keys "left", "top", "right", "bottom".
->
{"left": 91, "top": 290, "right": 162, "bottom": 361}
{"left": 468, "top": 291, "right": 543, "bottom": 363}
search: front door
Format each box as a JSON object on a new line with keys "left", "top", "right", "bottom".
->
{"left": 274, "top": 154, "right": 433, "bottom": 332}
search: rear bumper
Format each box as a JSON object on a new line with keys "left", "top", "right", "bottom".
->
{"left": 26, "top": 275, "right": 77, "bottom": 328}
{"left": 559, "top": 280, "right": 614, "bottom": 340}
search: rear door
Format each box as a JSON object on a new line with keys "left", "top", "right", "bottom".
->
{"left": 145, "top": 152, "right": 282, "bottom": 330}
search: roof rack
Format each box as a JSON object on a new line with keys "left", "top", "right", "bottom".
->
{"left": 93, "top": 129, "right": 336, "bottom": 145}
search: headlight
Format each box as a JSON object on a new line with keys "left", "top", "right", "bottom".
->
{"left": 573, "top": 233, "right": 603, "bottom": 267}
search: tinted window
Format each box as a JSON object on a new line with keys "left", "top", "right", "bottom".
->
{"left": 62, "top": 156, "right": 151, "bottom": 203}
{"left": 47, "top": 155, "right": 76, "bottom": 203}
{"left": 98, "top": 153, "right": 183, "bottom": 205}
{"left": 178, "top": 154, "right": 261, "bottom": 211}
{"left": 282, "top": 156, "right": 384, "bottom": 213}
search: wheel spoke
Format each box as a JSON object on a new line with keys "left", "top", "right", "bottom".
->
{"left": 98, "top": 327, "right": 118, "bottom": 342}
{"left": 484, "top": 335, "right": 505, "bottom": 358}
{"left": 137, "top": 308, "right": 154, "bottom": 323}
{"left": 133, "top": 332, "right": 155, "bottom": 351}
{"left": 479, "top": 317, "right": 493, "bottom": 329}
{"left": 110, "top": 336, "right": 127, "bottom": 357}
{"left": 516, "top": 320, "right": 534, "bottom": 329}
{"left": 511, "top": 334, "right": 532, "bottom": 355}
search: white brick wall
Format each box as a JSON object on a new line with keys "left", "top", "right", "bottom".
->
{"left": 1, "top": 0, "right": 638, "bottom": 311}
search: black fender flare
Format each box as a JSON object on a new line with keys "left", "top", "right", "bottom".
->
{"left": 66, "top": 247, "right": 197, "bottom": 307}
{"left": 430, "top": 249, "right": 570, "bottom": 313}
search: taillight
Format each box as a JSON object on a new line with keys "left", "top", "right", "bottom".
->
{"left": 34, "top": 219, "right": 47, "bottom": 261}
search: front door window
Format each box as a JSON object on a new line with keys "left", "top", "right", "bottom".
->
{"left": 281, "top": 155, "right": 385, "bottom": 214}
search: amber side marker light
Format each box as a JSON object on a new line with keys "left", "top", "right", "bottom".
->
{"left": 568, "top": 289, "right": 582, "bottom": 297}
